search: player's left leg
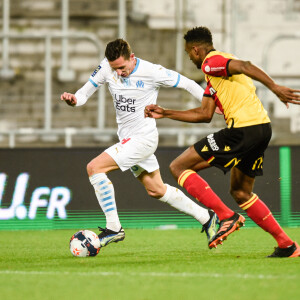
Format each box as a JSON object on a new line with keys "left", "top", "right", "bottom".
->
{"left": 91, "top": 132, "right": 159, "bottom": 247}
{"left": 230, "top": 167, "right": 300, "bottom": 258}
{"left": 137, "top": 169, "right": 219, "bottom": 243}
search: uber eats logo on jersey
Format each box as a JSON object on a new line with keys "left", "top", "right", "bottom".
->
{"left": 91, "top": 65, "right": 101, "bottom": 77}
{"left": 114, "top": 94, "right": 136, "bottom": 112}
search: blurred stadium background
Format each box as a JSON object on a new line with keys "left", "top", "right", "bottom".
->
{"left": 0, "top": 0, "right": 299, "bottom": 230}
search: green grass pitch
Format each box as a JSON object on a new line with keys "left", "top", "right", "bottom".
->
{"left": 0, "top": 227, "right": 299, "bottom": 300}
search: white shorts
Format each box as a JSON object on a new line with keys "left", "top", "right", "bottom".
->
{"left": 105, "top": 131, "right": 159, "bottom": 177}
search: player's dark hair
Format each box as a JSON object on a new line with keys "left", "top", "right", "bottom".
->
{"left": 105, "top": 39, "right": 132, "bottom": 61}
{"left": 184, "top": 27, "right": 213, "bottom": 45}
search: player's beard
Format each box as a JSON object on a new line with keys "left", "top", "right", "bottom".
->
{"left": 194, "top": 58, "right": 202, "bottom": 69}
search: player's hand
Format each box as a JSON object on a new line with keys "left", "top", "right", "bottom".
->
{"left": 60, "top": 92, "right": 77, "bottom": 106}
{"left": 144, "top": 104, "right": 165, "bottom": 119}
{"left": 272, "top": 85, "right": 300, "bottom": 108}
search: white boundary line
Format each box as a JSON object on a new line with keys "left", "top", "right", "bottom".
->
{"left": 0, "top": 270, "right": 297, "bottom": 280}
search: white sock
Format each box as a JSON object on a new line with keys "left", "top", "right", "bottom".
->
{"left": 159, "top": 184, "right": 210, "bottom": 225}
{"left": 89, "top": 173, "right": 121, "bottom": 232}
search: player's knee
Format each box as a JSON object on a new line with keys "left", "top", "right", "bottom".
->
{"left": 169, "top": 160, "right": 181, "bottom": 180}
{"left": 87, "top": 160, "right": 98, "bottom": 176}
{"left": 86, "top": 162, "right": 93, "bottom": 176}
{"left": 230, "top": 188, "right": 250, "bottom": 205}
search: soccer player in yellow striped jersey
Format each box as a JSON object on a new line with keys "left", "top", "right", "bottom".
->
{"left": 202, "top": 50, "right": 270, "bottom": 128}
{"left": 145, "top": 26, "right": 300, "bottom": 257}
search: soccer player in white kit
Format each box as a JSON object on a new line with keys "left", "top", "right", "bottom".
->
{"left": 61, "top": 39, "right": 218, "bottom": 247}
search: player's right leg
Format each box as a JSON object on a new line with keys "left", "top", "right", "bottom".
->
{"left": 170, "top": 145, "right": 236, "bottom": 220}
{"left": 87, "top": 151, "right": 125, "bottom": 247}
{"left": 169, "top": 145, "right": 245, "bottom": 248}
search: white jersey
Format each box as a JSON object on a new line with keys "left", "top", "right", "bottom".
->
{"left": 75, "top": 57, "right": 204, "bottom": 140}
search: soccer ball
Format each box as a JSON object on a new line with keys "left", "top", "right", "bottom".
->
{"left": 69, "top": 230, "right": 101, "bottom": 257}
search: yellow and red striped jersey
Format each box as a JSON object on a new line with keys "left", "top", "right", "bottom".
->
{"left": 202, "top": 50, "right": 270, "bottom": 128}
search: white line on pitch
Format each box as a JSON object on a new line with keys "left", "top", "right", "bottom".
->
{"left": 0, "top": 270, "right": 297, "bottom": 280}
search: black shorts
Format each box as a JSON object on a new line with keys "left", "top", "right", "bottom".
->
{"left": 194, "top": 123, "right": 272, "bottom": 177}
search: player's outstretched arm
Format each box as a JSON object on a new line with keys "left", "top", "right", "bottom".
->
{"left": 61, "top": 92, "right": 77, "bottom": 106}
{"left": 176, "top": 75, "right": 223, "bottom": 115}
{"left": 145, "top": 96, "right": 216, "bottom": 123}
{"left": 228, "top": 59, "right": 300, "bottom": 107}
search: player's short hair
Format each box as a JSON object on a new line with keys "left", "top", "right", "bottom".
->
{"left": 184, "top": 27, "right": 213, "bottom": 46}
{"left": 105, "top": 39, "right": 132, "bottom": 61}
